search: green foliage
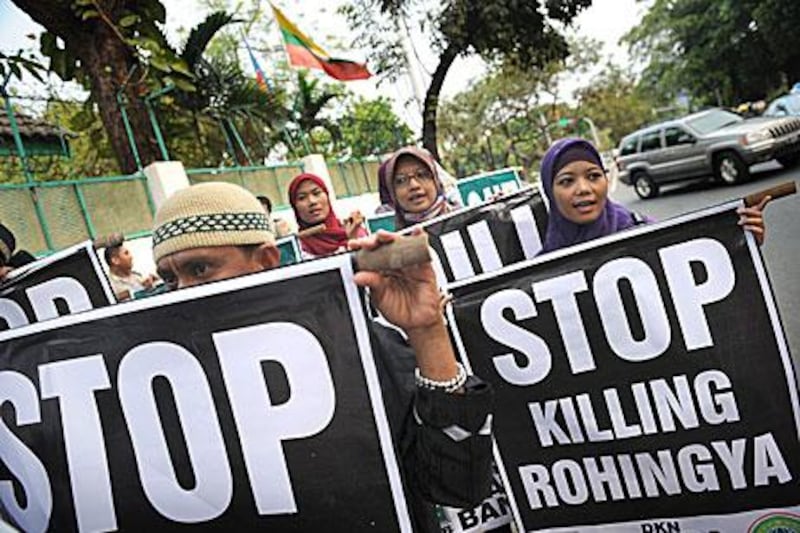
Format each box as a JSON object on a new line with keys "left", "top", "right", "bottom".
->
{"left": 7, "top": 0, "right": 411, "bottom": 175}
{"left": 287, "top": 70, "right": 343, "bottom": 154}
{"left": 574, "top": 64, "right": 662, "bottom": 149}
{"left": 437, "top": 37, "right": 600, "bottom": 175}
{"left": 0, "top": 50, "right": 45, "bottom": 84}
{"left": 624, "top": 0, "right": 800, "bottom": 106}
{"left": 339, "top": 96, "right": 413, "bottom": 157}
{"left": 37, "top": 0, "right": 192, "bottom": 90}
{"left": 0, "top": 99, "right": 120, "bottom": 184}
{"left": 341, "top": 0, "right": 593, "bottom": 155}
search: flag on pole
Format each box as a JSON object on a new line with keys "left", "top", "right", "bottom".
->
{"left": 270, "top": 3, "right": 371, "bottom": 81}
{"left": 244, "top": 39, "right": 272, "bottom": 92}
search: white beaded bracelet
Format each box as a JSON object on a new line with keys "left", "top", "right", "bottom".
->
{"left": 415, "top": 363, "right": 468, "bottom": 393}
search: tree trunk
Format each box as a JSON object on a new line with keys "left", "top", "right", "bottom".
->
{"left": 78, "top": 32, "right": 162, "bottom": 174}
{"left": 421, "top": 44, "right": 459, "bottom": 160}
{"left": 10, "top": 0, "right": 162, "bottom": 175}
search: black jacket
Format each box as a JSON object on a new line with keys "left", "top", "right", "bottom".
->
{"left": 369, "top": 323, "right": 494, "bottom": 532}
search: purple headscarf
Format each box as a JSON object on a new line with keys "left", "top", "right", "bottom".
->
{"left": 540, "top": 138, "right": 641, "bottom": 254}
{"left": 377, "top": 159, "right": 391, "bottom": 205}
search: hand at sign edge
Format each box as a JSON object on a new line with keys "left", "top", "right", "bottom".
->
{"left": 737, "top": 195, "right": 771, "bottom": 246}
{"left": 350, "top": 228, "right": 460, "bottom": 383}
{"left": 350, "top": 228, "right": 443, "bottom": 332}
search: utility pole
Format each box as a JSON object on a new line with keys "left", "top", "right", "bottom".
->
{"left": 397, "top": 14, "right": 426, "bottom": 116}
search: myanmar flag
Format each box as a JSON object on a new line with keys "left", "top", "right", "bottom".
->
{"left": 271, "top": 3, "right": 371, "bottom": 81}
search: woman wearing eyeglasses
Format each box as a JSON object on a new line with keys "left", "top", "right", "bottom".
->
{"left": 381, "top": 146, "right": 461, "bottom": 230}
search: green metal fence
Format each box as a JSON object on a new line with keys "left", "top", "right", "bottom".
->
{"left": 327, "top": 157, "right": 382, "bottom": 198}
{"left": 0, "top": 174, "right": 156, "bottom": 255}
{"left": 2, "top": 158, "right": 385, "bottom": 256}
{"left": 186, "top": 163, "right": 304, "bottom": 210}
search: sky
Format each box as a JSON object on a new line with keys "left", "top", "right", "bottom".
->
{"left": 0, "top": 0, "right": 647, "bottom": 131}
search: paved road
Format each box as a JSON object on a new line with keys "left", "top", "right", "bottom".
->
{"left": 611, "top": 161, "right": 800, "bottom": 366}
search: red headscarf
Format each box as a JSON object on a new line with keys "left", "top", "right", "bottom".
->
{"left": 288, "top": 173, "right": 350, "bottom": 256}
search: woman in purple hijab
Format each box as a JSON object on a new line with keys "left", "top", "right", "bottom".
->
{"left": 539, "top": 138, "right": 649, "bottom": 254}
{"left": 539, "top": 138, "right": 769, "bottom": 254}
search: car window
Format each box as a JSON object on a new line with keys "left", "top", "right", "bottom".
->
{"left": 620, "top": 136, "right": 638, "bottom": 156}
{"left": 640, "top": 131, "right": 662, "bottom": 152}
{"left": 685, "top": 109, "right": 742, "bottom": 135}
{"left": 664, "top": 127, "right": 695, "bottom": 146}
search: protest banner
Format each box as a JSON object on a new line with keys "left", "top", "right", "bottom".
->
{"left": 366, "top": 212, "right": 397, "bottom": 234}
{"left": 448, "top": 202, "right": 800, "bottom": 532}
{"left": 457, "top": 168, "right": 523, "bottom": 207}
{"left": 0, "top": 241, "right": 115, "bottom": 331}
{"left": 421, "top": 187, "right": 547, "bottom": 284}
{"left": 0, "top": 254, "right": 411, "bottom": 532}
{"left": 276, "top": 234, "right": 302, "bottom": 265}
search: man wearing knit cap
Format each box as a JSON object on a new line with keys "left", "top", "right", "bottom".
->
{"left": 152, "top": 182, "right": 493, "bottom": 531}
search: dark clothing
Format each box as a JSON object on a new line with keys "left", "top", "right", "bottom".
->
{"left": 370, "top": 323, "right": 494, "bottom": 532}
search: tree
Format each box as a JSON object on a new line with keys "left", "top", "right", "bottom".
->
{"left": 624, "top": 0, "right": 800, "bottom": 106}
{"left": 574, "top": 63, "right": 662, "bottom": 148}
{"left": 287, "top": 70, "right": 343, "bottom": 154}
{"left": 0, "top": 49, "right": 45, "bottom": 85}
{"left": 342, "top": 0, "right": 592, "bottom": 159}
{"left": 339, "top": 95, "right": 413, "bottom": 157}
{"left": 165, "top": 12, "right": 289, "bottom": 166}
{"left": 437, "top": 38, "right": 599, "bottom": 174}
{"left": 10, "top": 0, "right": 197, "bottom": 174}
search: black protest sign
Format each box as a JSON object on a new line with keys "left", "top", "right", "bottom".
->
{"left": 448, "top": 203, "right": 800, "bottom": 531}
{"left": 0, "top": 255, "right": 411, "bottom": 532}
{"left": 0, "top": 241, "right": 115, "bottom": 331}
{"left": 419, "top": 187, "right": 548, "bottom": 283}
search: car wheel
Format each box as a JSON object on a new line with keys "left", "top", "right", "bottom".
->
{"left": 633, "top": 172, "right": 659, "bottom": 199}
{"left": 777, "top": 154, "right": 800, "bottom": 168}
{"left": 714, "top": 151, "right": 749, "bottom": 185}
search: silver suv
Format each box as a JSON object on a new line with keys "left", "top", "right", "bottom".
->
{"left": 616, "top": 108, "right": 800, "bottom": 198}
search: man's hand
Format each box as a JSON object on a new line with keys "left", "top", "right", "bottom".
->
{"left": 738, "top": 195, "right": 771, "bottom": 245}
{"left": 349, "top": 228, "right": 460, "bottom": 383}
{"left": 349, "top": 228, "right": 441, "bottom": 332}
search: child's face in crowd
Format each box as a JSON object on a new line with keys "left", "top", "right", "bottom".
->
{"left": 113, "top": 246, "right": 134, "bottom": 271}
{"left": 156, "top": 245, "right": 279, "bottom": 290}
{"left": 552, "top": 160, "right": 609, "bottom": 225}
{"left": 392, "top": 156, "right": 438, "bottom": 214}
{"left": 293, "top": 179, "right": 330, "bottom": 225}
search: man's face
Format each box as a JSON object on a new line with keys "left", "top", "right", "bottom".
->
{"left": 156, "top": 244, "right": 280, "bottom": 290}
{"left": 112, "top": 246, "right": 134, "bottom": 271}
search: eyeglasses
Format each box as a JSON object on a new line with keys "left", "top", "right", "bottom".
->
{"left": 393, "top": 169, "right": 434, "bottom": 188}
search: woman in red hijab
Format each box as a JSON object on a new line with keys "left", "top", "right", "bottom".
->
{"left": 288, "top": 173, "right": 367, "bottom": 258}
